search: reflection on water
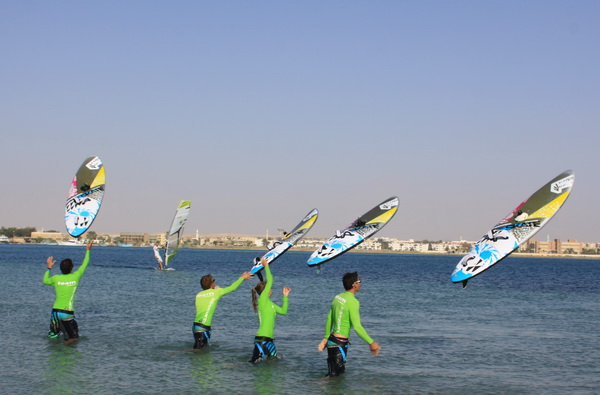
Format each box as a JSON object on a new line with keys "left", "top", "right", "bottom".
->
{"left": 189, "top": 349, "right": 221, "bottom": 391}
{"left": 44, "top": 342, "right": 81, "bottom": 394}
{"left": 251, "top": 358, "right": 287, "bottom": 395}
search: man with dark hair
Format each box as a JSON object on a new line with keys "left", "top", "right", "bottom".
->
{"left": 43, "top": 242, "right": 93, "bottom": 342}
{"left": 193, "top": 271, "right": 253, "bottom": 349}
{"left": 318, "top": 271, "right": 380, "bottom": 377}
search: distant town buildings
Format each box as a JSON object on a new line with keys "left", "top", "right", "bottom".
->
{"left": 14, "top": 229, "right": 598, "bottom": 255}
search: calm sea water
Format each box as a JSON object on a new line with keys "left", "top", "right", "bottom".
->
{"left": 1, "top": 244, "right": 599, "bottom": 394}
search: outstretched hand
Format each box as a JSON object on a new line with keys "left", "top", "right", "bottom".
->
{"left": 86, "top": 241, "right": 93, "bottom": 250}
{"left": 46, "top": 257, "right": 56, "bottom": 269}
{"left": 241, "top": 272, "right": 253, "bottom": 280}
{"left": 282, "top": 286, "right": 291, "bottom": 297}
{"left": 260, "top": 257, "right": 268, "bottom": 268}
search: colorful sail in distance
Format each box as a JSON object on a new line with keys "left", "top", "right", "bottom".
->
{"left": 164, "top": 200, "right": 191, "bottom": 267}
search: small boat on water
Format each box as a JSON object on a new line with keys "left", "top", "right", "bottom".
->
{"left": 0, "top": 235, "right": 10, "bottom": 244}
{"left": 56, "top": 239, "right": 85, "bottom": 246}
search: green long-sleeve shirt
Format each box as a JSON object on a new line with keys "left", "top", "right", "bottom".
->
{"left": 325, "top": 291, "right": 373, "bottom": 344}
{"left": 194, "top": 276, "right": 245, "bottom": 326}
{"left": 43, "top": 250, "right": 90, "bottom": 311}
{"left": 256, "top": 265, "right": 288, "bottom": 338}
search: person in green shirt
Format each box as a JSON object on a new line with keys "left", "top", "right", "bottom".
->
{"left": 193, "top": 271, "right": 253, "bottom": 348}
{"left": 43, "top": 242, "right": 93, "bottom": 343}
{"left": 249, "top": 258, "right": 291, "bottom": 363}
{"left": 317, "top": 271, "right": 381, "bottom": 377}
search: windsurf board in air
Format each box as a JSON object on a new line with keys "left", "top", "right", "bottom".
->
{"left": 251, "top": 208, "right": 319, "bottom": 274}
{"left": 451, "top": 169, "right": 575, "bottom": 287}
{"left": 164, "top": 200, "right": 191, "bottom": 268}
{"left": 65, "top": 156, "right": 106, "bottom": 237}
{"left": 307, "top": 196, "right": 399, "bottom": 267}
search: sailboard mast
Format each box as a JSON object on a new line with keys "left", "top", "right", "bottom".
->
{"left": 164, "top": 200, "right": 191, "bottom": 268}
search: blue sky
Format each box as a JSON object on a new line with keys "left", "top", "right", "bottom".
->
{"left": 1, "top": 1, "right": 598, "bottom": 241}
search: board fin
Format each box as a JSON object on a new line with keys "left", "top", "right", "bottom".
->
{"left": 461, "top": 280, "right": 469, "bottom": 289}
{"left": 256, "top": 271, "right": 264, "bottom": 282}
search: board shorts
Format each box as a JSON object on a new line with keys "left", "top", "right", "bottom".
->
{"left": 48, "top": 309, "right": 79, "bottom": 341}
{"left": 249, "top": 336, "right": 277, "bottom": 363}
{"left": 326, "top": 334, "right": 349, "bottom": 377}
{"left": 192, "top": 322, "right": 212, "bottom": 349}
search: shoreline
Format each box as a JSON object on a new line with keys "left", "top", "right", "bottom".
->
{"left": 6, "top": 243, "right": 599, "bottom": 259}
{"left": 188, "top": 245, "right": 600, "bottom": 259}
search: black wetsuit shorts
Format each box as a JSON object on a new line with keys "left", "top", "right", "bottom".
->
{"left": 326, "top": 334, "right": 349, "bottom": 377}
{"left": 49, "top": 309, "right": 79, "bottom": 341}
{"left": 249, "top": 336, "right": 277, "bottom": 363}
{"left": 192, "top": 322, "right": 212, "bottom": 349}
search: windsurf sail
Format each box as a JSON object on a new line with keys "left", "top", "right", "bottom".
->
{"left": 164, "top": 200, "right": 191, "bottom": 267}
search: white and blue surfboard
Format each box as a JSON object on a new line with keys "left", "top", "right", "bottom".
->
{"left": 250, "top": 208, "right": 319, "bottom": 275}
{"left": 307, "top": 196, "right": 399, "bottom": 267}
{"left": 451, "top": 170, "right": 575, "bottom": 287}
{"left": 65, "top": 156, "right": 106, "bottom": 237}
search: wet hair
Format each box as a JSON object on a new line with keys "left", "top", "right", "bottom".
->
{"left": 251, "top": 282, "right": 267, "bottom": 312}
{"left": 200, "top": 275, "right": 215, "bottom": 290}
{"left": 342, "top": 272, "right": 359, "bottom": 290}
{"left": 60, "top": 259, "right": 74, "bottom": 274}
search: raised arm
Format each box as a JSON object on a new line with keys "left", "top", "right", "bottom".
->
{"left": 43, "top": 256, "right": 56, "bottom": 285}
{"left": 260, "top": 259, "right": 273, "bottom": 301}
{"left": 272, "top": 287, "right": 290, "bottom": 315}
{"left": 73, "top": 246, "right": 92, "bottom": 280}
{"left": 221, "top": 272, "right": 252, "bottom": 295}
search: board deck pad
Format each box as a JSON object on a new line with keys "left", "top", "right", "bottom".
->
{"left": 307, "top": 196, "right": 399, "bottom": 267}
{"left": 65, "top": 156, "right": 105, "bottom": 237}
{"left": 250, "top": 208, "right": 318, "bottom": 274}
{"left": 451, "top": 170, "right": 575, "bottom": 285}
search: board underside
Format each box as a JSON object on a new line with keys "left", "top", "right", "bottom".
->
{"left": 451, "top": 170, "right": 574, "bottom": 284}
{"left": 307, "top": 196, "right": 398, "bottom": 267}
{"left": 65, "top": 156, "right": 105, "bottom": 237}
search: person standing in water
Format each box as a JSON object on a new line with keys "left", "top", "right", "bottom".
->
{"left": 317, "top": 271, "right": 380, "bottom": 377}
{"left": 193, "top": 271, "right": 253, "bottom": 348}
{"left": 249, "top": 258, "right": 291, "bottom": 363}
{"left": 153, "top": 242, "right": 163, "bottom": 270}
{"left": 43, "top": 241, "right": 93, "bottom": 343}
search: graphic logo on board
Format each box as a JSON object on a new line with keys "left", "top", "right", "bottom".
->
{"left": 379, "top": 198, "right": 399, "bottom": 210}
{"left": 86, "top": 157, "right": 102, "bottom": 171}
{"left": 550, "top": 175, "right": 574, "bottom": 194}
